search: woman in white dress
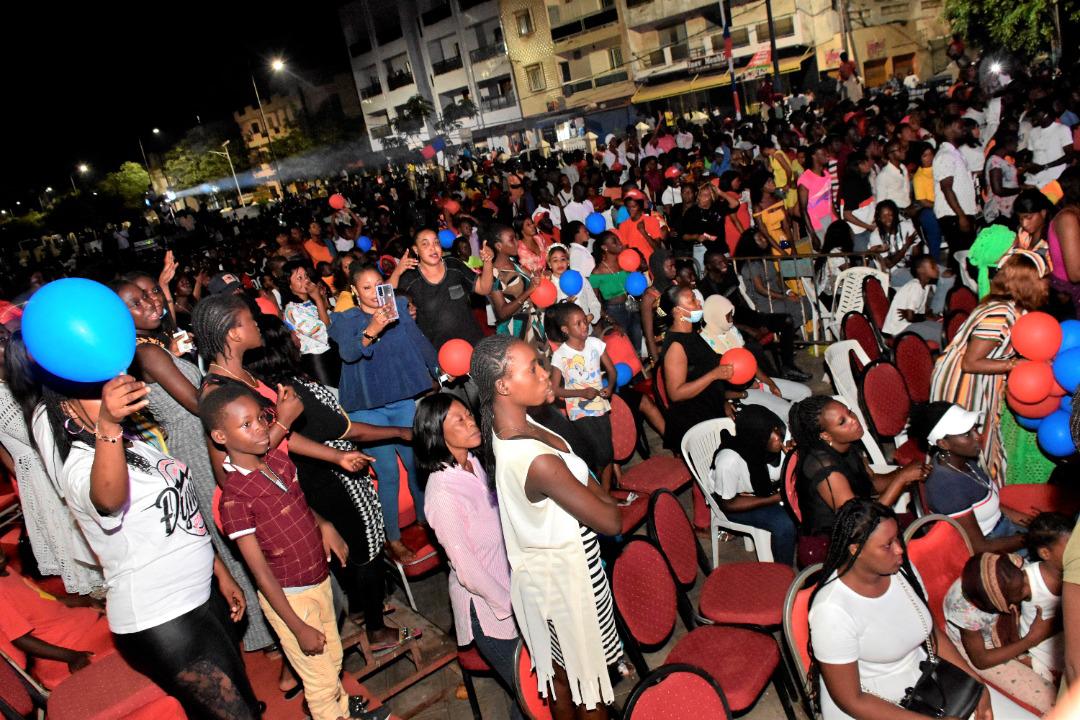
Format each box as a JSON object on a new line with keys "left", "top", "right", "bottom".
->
{"left": 808, "top": 497, "right": 1035, "bottom": 720}
{"left": 471, "top": 334, "right": 622, "bottom": 719}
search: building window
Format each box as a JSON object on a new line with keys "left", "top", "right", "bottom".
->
{"left": 250, "top": 122, "right": 260, "bottom": 135}
{"left": 525, "top": 63, "right": 545, "bottom": 91}
{"left": 515, "top": 10, "right": 534, "bottom": 37}
{"left": 560, "top": 61, "right": 571, "bottom": 82}
{"left": 755, "top": 16, "right": 796, "bottom": 42}
{"left": 608, "top": 46, "right": 623, "bottom": 70}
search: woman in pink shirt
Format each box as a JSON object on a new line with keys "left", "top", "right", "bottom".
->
{"left": 797, "top": 144, "right": 837, "bottom": 250}
{"left": 416, "top": 394, "right": 523, "bottom": 720}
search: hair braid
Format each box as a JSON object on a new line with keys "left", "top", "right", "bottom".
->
{"left": 192, "top": 294, "right": 248, "bottom": 365}
{"left": 470, "top": 335, "right": 517, "bottom": 484}
{"left": 788, "top": 395, "right": 833, "bottom": 453}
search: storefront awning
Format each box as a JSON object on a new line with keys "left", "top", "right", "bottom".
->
{"left": 630, "top": 51, "right": 814, "bottom": 104}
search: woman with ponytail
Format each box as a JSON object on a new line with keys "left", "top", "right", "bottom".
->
{"left": 807, "top": 498, "right": 1028, "bottom": 720}
{"left": 471, "top": 335, "right": 621, "bottom": 719}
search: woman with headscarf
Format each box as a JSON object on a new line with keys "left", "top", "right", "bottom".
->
{"left": 707, "top": 405, "right": 796, "bottom": 565}
{"left": 700, "top": 295, "right": 811, "bottom": 419}
{"left": 640, "top": 248, "right": 676, "bottom": 364}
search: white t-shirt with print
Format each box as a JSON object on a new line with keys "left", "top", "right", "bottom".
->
{"left": 1027, "top": 122, "right": 1073, "bottom": 188}
{"left": 551, "top": 336, "right": 610, "bottom": 421}
{"left": 62, "top": 441, "right": 214, "bottom": 634}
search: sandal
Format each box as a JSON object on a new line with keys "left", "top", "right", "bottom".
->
{"left": 370, "top": 626, "right": 424, "bottom": 654}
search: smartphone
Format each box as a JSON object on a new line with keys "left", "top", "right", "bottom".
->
{"left": 173, "top": 330, "right": 195, "bottom": 355}
{"left": 375, "top": 284, "right": 399, "bottom": 321}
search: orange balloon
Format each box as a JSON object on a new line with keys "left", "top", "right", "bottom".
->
{"left": 1008, "top": 360, "right": 1054, "bottom": 404}
{"left": 721, "top": 347, "right": 758, "bottom": 385}
{"left": 618, "top": 249, "right": 641, "bottom": 272}
{"left": 1012, "top": 311, "right": 1062, "bottom": 361}
{"left": 443, "top": 199, "right": 461, "bottom": 215}
{"left": 329, "top": 193, "right": 346, "bottom": 210}
{"left": 1006, "top": 390, "right": 1060, "bottom": 419}
{"left": 1050, "top": 380, "right": 1068, "bottom": 397}
{"left": 531, "top": 279, "right": 558, "bottom": 309}
{"left": 438, "top": 339, "right": 474, "bottom": 377}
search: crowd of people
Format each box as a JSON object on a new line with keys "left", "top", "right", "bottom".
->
{"left": 2, "top": 48, "right": 1080, "bottom": 720}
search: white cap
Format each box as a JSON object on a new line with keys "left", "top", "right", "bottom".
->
{"left": 927, "top": 405, "right": 981, "bottom": 446}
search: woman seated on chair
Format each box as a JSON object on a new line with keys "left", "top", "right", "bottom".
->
{"left": 707, "top": 406, "right": 796, "bottom": 565}
{"left": 808, "top": 498, "right": 1029, "bottom": 720}
{"left": 788, "top": 396, "right": 928, "bottom": 567}
{"left": 909, "top": 402, "right": 1027, "bottom": 555}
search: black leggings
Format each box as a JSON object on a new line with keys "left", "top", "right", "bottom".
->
{"left": 335, "top": 556, "right": 387, "bottom": 632}
{"left": 114, "top": 593, "right": 260, "bottom": 720}
{"left": 301, "top": 348, "right": 341, "bottom": 388}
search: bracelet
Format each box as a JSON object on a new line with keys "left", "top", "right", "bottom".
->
{"left": 362, "top": 332, "right": 379, "bottom": 343}
{"left": 94, "top": 424, "right": 122, "bottom": 443}
{"left": 274, "top": 420, "right": 290, "bottom": 434}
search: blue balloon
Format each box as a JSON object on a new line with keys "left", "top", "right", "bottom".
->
{"left": 1061, "top": 320, "right": 1080, "bottom": 354}
{"left": 22, "top": 278, "right": 136, "bottom": 383}
{"left": 585, "top": 212, "right": 607, "bottom": 235}
{"left": 1053, "top": 347, "right": 1080, "bottom": 394}
{"left": 625, "top": 271, "right": 648, "bottom": 296}
{"left": 1062, "top": 394, "right": 1074, "bottom": 413}
{"left": 1014, "top": 413, "right": 1044, "bottom": 431}
{"left": 355, "top": 235, "right": 372, "bottom": 252}
{"left": 438, "top": 229, "right": 457, "bottom": 249}
{"left": 615, "top": 362, "right": 633, "bottom": 388}
{"left": 615, "top": 206, "right": 630, "bottom": 225}
{"left": 559, "top": 270, "right": 583, "bottom": 296}
{"left": 1037, "top": 410, "right": 1077, "bottom": 457}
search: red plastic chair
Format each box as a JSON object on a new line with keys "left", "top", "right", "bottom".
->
{"left": 781, "top": 563, "right": 823, "bottom": 719}
{"left": 780, "top": 451, "right": 802, "bottom": 525}
{"left": 944, "top": 309, "right": 969, "bottom": 345}
{"left": 946, "top": 285, "right": 978, "bottom": 313}
{"left": 0, "top": 653, "right": 35, "bottom": 718}
{"left": 624, "top": 664, "right": 733, "bottom": 720}
{"left": 458, "top": 645, "right": 492, "bottom": 720}
{"left": 857, "top": 359, "right": 923, "bottom": 466}
{"left": 512, "top": 641, "right": 552, "bottom": 720}
{"left": 610, "top": 395, "right": 691, "bottom": 495}
{"left": 46, "top": 652, "right": 186, "bottom": 720}
{"left": 862, "top": 275, "right": 890, "bottom": 329}
{"left": 383, "top": 457, "right": 443, "bottom": 611}
{"left": 840, "top": 311, "right": 882, "bottom": 362}
{"left": 611, "top": 538, "right": 796, "bottom": 719}
{"left": 893, "top": 332, "right": 934, "bottom": 404}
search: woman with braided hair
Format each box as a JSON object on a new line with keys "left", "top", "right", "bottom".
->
{"left": 807, "top": 498, "right": 1027, "bottom": 720}
{"left": 471, "top": 334, "right": 621, "bottom": 719}
{"left": 788, "top": 396, "right": 927, "bottom": 565}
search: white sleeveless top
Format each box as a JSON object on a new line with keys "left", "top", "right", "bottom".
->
{"left": 492, "top": 417, "right": 614, "bottom": 709}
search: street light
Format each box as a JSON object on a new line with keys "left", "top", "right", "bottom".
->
{"left": 152, "top": 128, "right": 161, "bottom": 135}
{"left": 251, "top": 58, "right": 285, "bottom": 193}
{"left": 208, "top": 140, "right": 246, "bottom": 207}
{"left": 77, "top": 164, "right": 89, "bottom": 174}
{"left": 271, "top": 58, "right": 285, "bottom": 73}
{"left": 45, "top": 187, "right": 53, "bottom": 193}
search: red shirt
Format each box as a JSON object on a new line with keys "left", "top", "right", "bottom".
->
{"left": 220, "top": 449, "right": 328, "bottom": 589}
{"left": 617, "top": 214, "right": 663, "bottom": 264}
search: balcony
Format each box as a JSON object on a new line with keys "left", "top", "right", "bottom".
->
{"left": 563, "top": 70, "right": 628, "bottom": 96}
{"left": 360, "top": 82, "right": 382, "bottom": 99}
{"left": 470, "top": 42, "right": 506, "bottom": 63}
{"left": 639, "top": 43, "right": 706, "bottom": 73}
{"left": 386, "top": 70, "right": 415, "bottom": 90}
{"left": 370, "top": 124, "right": 393, "bottom": 139}
{"left": 421, "top": 2, "right": 452, "bottom": 25}
{"left": 480, "top": 93, "right": 516, "bottom": 111}
{"left": 551, "top": 7, "right": 619, "bottom": 43}
{"left": 432, "top": 56, "right": 464, "bottom": 75}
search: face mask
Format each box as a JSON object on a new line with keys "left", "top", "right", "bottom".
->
{"left": 687, "top": 309, "right": 703, "bottom": 323}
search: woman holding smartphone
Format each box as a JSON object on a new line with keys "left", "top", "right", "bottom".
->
{"left": 329, "top": 264, "right": 440, "bottom": 563}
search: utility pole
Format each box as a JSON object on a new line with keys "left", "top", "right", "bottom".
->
{"left": 763, "top": 0, "right": 782, "bottom": 95}
{"left": 718, "top": 0, "right": 741, "bottom": 119}
{"left": 209, "top": 140, "right": 246, "bottom": 207}
{"left": 251, "top": 74, "right": 284, "bottom": 196}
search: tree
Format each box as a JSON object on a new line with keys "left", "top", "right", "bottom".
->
{"left": 392, "top": 94, "right": 435, "bottom": 137}
{"left": 97, "top": 162, "right": 151, "bottom": 211}
{"left": 945, "top": 0, "right": 1080, "bottom": 59}
{"left": 163, "top": 123, "right": 248, "bottom": 190}
{"left": 436, "top": 98, "right": 478, "bottom": 134}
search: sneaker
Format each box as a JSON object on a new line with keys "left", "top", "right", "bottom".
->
{"left": 350, "top": 696, "right": 392, "bottom": 720}
{"left": 783, "top": 366, "right": 812, "bottom": 382}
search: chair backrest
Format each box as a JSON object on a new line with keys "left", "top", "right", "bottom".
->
{"left": 654, "top": 365, "right": 670, "bottom": 409}
{"left": 647, "top": 490, "right": 701, "bottom": 588}
{"left": 841, "top": 311, "right": 882, "bottom": 362}
{"left": 903, "top": 514, "right": 973, "bottom": 630}
{"left": 824, "top": 339, "right": 871, "bottom": 405}
{"left": 946, "top": 284, "right": 978, "bottom": 314}
{"left": 513, "top": 640, "right": 553, "bottom": 720}
{"left": 609, "top": 393, "right": 638, "bottom": 462}
{"left": 780, "top": 450, "right": 802, "bottom": 524}
{"left": 782, "top": 563, "right": 823, "bottom": 704}
{"left": 944, "top": 309, "right": 969, "bottom": 345}
{"left": 0, "top": 653, "right": 34, "bottom": 718}
{"left": 624, "top": 664, "right": 733, "bottom": 720}
{"left": 831, "top": 266, "right": 891, "bottom": 319}
{"left": 680, "top": 418, "right": 734, "bottom": 487}
{"left": 862, "top": 275, "right": 890, "bottom": 329}
{"left": 858, "top": 359, "right": 912, "bottom": 442}
{"left": 893, "top": 332, "right": 934, "bottom": 404}
{"left": 612, "top": 538, "right": 679, "bottom": 648}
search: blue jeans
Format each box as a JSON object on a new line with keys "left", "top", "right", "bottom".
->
{"left": 722, "top": 501, "right": 796, "bottom": 566}
{"left": 917, "top": 208, "right": 943, "bottom": 260}
{"left": 348, "top": 398, "right": 422, "bottom": 541}
{"left": 469, "top": 605, "right": 525, "bottom": 720}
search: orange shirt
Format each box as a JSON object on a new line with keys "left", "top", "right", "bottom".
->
{"left": 303, "top": 239, "right": 333, "bottom": 267}
{"left": 617, "top": 214, "right": 663, "bottom": 264}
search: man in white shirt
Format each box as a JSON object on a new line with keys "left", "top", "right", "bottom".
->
{"left": 933, "top": 115, "right": 979, "bottom": 251}
{"left": 883, "top": 255, "right": 941, "bottom": 343}
{"left": 875, "top": 140, "right": 912, "bottom": 211}
{"left": 562, "top": 182, "right": 595, "bottom": 225}
{"left": 1025, "top": 103, "right": 1075, "bottom": 189}
{"left": 675, "top": 123, "right": 694, "bottom": 150}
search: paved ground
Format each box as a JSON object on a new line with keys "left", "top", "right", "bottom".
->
{"left": 357, "top": 347, "right": 831, "bottom": 719}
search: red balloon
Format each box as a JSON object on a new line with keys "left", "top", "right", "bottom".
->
{"left": 1007, "top": 360, "right": 1055, "bottom": 404}
{"left": 443, "top": 199, "right": 461, "bottom": 215}
{"left": 1012, "top": 311, "right": 1062, "bottom": 361}
{"left": 1006, "top": 390, "right": 1061, "bottom": 419}
{"left": 617, "top": 249, "right": 640, "bottom": 272}
{"left": 329, "top": 193, "right": 346, "bottom": 210}
{"left": 531, "top": 279, "right": 558, "bottom": 309}
{"left": 438, "top": 339, "right": 474, "bottom": 377}
{"left": 721, "top": 347, "right": 758, "bottom": 385}
{"left": 1050, "top": 380, "right": 1068, "bottom": 397}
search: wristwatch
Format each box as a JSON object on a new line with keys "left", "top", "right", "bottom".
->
{"left": 363, "top": 332, "right": 379, "bottom": 343}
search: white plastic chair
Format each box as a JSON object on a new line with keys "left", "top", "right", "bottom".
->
{"left": 829, "top": 266, "right": 891, "bottom": 340}
{"left": 952, "top": 249, "right": 978, "bottom": 293}
{"left": 681, "top": 418, "right": 775, "bottom": 566}
{"left": 824, "top": 339, "right": 871, "bottom": 408}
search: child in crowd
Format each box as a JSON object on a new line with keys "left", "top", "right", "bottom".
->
{"left": 547, "top": 244, "right": 600, "bottom": 326}
{"left": 544, "top": 302, "right": 617, "bottom": 490}
{"left": 943, "top": 552, "right": 1059, "bottom": 714}
{"left": 1020, "top": 512, "right": 1072, "bottom": 682}
{"left": 882, "top": 254, "right": 942, "bottom": 343}
{"left": 200, "top": 384, "right": 386, "bottom": 720}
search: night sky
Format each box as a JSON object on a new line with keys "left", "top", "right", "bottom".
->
{"left": 2, "top": 4, "right": 349, "bottom": 205}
